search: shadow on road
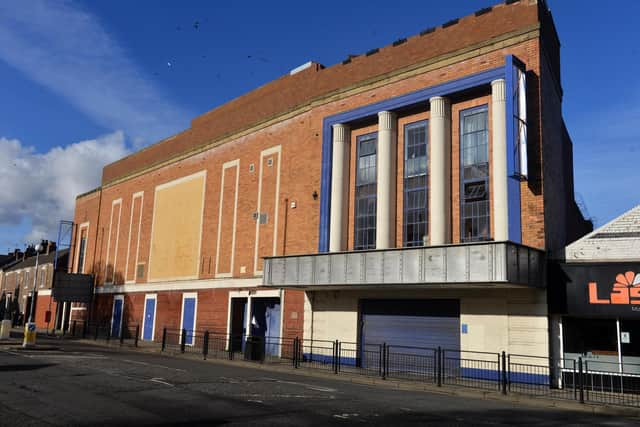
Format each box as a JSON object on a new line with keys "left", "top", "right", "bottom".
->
{"left": 0, "top": 363, "right": 56, "bottom": 372}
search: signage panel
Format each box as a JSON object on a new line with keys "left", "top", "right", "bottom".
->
{"left": 560, "top": 263, "right": 640, "bottom": 317}
{"left": 52, "top": 272, "right": 94, "bottom": 303}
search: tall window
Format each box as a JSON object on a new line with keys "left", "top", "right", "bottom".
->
{"left": 404, "top": 121, "right": 428, "bottom": 246}
{"left": 354, "top": 133, "right": 377, "bottom": 250}
{"left": 77, "top": 235, "right": 87, "bottom": 274}
{"left": 460, "top": 106, "right": 490, "bottom": 242}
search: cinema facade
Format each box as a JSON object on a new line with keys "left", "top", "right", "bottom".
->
{"left": 59, "top": 0, "right": 592, "bottom": 381}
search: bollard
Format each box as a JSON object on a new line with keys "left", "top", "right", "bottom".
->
{"left": 180, "top": 328, "right": 187, "bottom": 353}
{"left": 332, "top": 340, "right": 338, "bottom": 374}
{"left": 72, "top": 320, "right": 77, "bottom": 337}
{"left": 82, "top": 321, "right": 87, "bottom": 339}
{"left": 161, "top": 327, "right": 167, "bottom": 351}
{"left": 578, "top": 357, "right": 585, "bottom": 404}
{"left": 228, "top": 335, "right": 234, "bottom": 360}
{"left": 381, "top": 343, "right": 387, "bottom": 380}
{"left": 437, "top": 347, "right": 442, "bottom": 387}
{"left": 203, "top": 330, "right": 209, "bottom": 360}
{"left": 501, "top": 351, "right": 507, "bottom": 395}
{"left": 106, "top": 326, "right": 111, "bottom": 342}
{"left": 293, "top": 337, "right": 300, "bottom": 369}
{"left": 94, "top": 323, "right": 99, "bottom": 340}
{"left": 120, "top": 326, "right": 125, "bottom": 346}
{"left": 134, "top": 325, "right": 139, "bottom": 347}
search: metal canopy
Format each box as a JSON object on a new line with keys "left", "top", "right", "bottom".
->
{"left": 263, "top": 242, "right": 544, "bottom": 289}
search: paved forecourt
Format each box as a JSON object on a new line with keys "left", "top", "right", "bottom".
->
{"left": 0, "top": 339, "right": 637, "bottom": 426}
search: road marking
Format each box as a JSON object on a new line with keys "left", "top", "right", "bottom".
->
{"left": 261, "top": 377, "right": 336, "bottom": 392}
{"left": 121, "top": 359, "right": 187, "bottom": 372}
{"left": 333, "top": 413, "right": 359, "bottom": 419}
{"left": 149, "top": 378, "right": 174, "bottom": 387}
{"left": 247, "top": 399, "right": 263, "bottom": 404}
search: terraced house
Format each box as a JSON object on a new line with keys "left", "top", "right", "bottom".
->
{"left": 56, "top": 0, "right": 591, "bottom": 378}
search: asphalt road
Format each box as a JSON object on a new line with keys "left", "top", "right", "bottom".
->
{"left": 0, "top": 339, "right": 637, "bottom": 426}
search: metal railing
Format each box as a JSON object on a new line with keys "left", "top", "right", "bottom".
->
{"left": 70, "top": 320, "right": 139, "bottom": 347}
{"left": 73, "top": 325, "right": 640, "bottom": 409}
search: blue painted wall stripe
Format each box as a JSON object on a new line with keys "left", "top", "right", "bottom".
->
{"left": 505, "top": 55, "right": 523, "bottom": 243}
{"left": 319, "top": 64, "right": 506, "bottom": 252}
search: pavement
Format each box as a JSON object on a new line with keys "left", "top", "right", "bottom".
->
{"left": 0, "top": 338, "right": 639, "bottom": 426}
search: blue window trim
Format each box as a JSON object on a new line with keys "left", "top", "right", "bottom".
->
{"left": 319, "top": 60, "right": 515, "bottom": 252}
{"left": 403, "top": 120, "right": 429, "bottom": 247}
{"left": 459, "top": 105, "right": 490, "bottom": 243}
{"left": 354, "top": 132, "right": 378, "bottom": 250}
{"left": 504, "top": 54, "right": 523, "bottom": 243}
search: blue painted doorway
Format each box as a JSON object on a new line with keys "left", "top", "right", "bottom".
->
{"left": 111, "top": 297, "right": 124, "bottom": 337}
{"left": 143, "top": 296, "right": 156, "bottom": 341}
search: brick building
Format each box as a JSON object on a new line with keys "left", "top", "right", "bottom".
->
{"left": 1, "top": 242, "right": 69, "bottom": 329}
{"left": 69, "top": 0, "right": 590, "bottom": 373}
{"left": 550, "top": 205, "right": 640, "bottom": 377}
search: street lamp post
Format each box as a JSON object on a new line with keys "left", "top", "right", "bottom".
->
{"left": 23, "top": 243, "right": 42, "bottom": 347}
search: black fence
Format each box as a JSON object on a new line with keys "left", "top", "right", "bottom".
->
{"left": 68, "top": 320, "right": 140, "bottom": 347}
{"left": 74, "top": 326, "right": 640, "bottom": 409}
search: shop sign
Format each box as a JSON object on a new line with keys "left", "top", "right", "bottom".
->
{"left": 561, "top": 263, "right": 640, "bottom": 317}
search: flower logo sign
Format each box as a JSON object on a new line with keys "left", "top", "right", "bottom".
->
{"left": 589, "top": 271, "right": 640, "bottom": 305}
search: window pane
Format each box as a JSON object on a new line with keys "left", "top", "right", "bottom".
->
{"left": 403, "top": 121, "right": 429, "bottom": 246}
{"left": 460, "top": 107, "right": 489, "bottom": 242}
{"left": 355, "top": 134, "right": 377, "bottom": 250}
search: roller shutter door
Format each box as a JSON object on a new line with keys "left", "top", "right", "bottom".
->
{"left": 361, "top": 299, "right": 460, "bottom": 350}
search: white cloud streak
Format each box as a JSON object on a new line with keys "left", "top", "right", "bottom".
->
{"left": 0, "top": 0, "right": 192, "bottom": 147}
{"left": 0, "top": 132, "right": 130, "bottom": 244}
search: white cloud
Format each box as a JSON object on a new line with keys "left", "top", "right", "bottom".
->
{"left": 0, "top": 132, "right": 130, "bottom": 243}
{"left": 0, "top": 0, "right": 192, "bottom": 148}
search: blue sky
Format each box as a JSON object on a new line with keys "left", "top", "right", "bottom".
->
{"left": 0, "top": 0, "right": 638, "bottom": 252}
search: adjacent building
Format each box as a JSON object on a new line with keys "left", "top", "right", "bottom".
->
{"left": 1, "top": 242, "right": 69, "bottom": 329}
{"left": 551, "top": 205, "right": 640, "bottom": 375}
{"left": 68, "top": 0, "right": 590, "bottom": 370}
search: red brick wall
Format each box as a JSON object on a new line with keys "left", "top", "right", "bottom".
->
{"left": 90, "top": 287, "right": 304, "bottom": 341}
{"left": 34, "top": 295, "right": 57, "bottom": 329}
{"left": 102, "top": 0, "right": 542, "bottom": 185}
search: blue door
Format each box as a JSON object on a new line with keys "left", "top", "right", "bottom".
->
{"left": 111, "top": 298, "right": 123, "bottom": 337}
{"left": 143, "top": 297, "right": 156, "bottom": 341}
{"left": 182, "top": 296, "right": 196, "bottom": 345}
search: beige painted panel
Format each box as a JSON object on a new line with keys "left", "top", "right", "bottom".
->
{"left": 460, "top": 298, "right": 508, "bottom": 356}
{"left": 149, "top": 174, "right": 205, "bottom": 281}
{"left": 309, "top": 291, "right": 358, "bottom": 343}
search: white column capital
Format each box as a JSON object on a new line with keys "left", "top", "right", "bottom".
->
{"left": 332, "top": 123, "right": 350, "bottom": 142}
{"left": 491, "top": 79, "right": 506, "bottom": 102}
{"left": 429, "top": 96, "right": 450, "bottom": 118}
{"left": 377, "top": 111, "right": 396, "bottom": 130}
